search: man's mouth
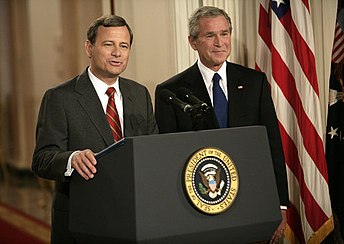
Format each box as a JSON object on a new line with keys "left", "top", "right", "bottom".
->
{"left": 109, "top": 60, "right": 122, "bottom": 66}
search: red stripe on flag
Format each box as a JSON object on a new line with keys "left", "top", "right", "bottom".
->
{"left": 332, "top": 37, "right": 344, "bottom": 54}
{"left": 300, "top": 0, "right": 310, "bottom": 12}
{"left": 279, "top": 10, "right": 319, "bottom": 95}
{"left": 332, "top": 22, "right": 344, "bottom": 63}
{"left": 271, "top": 48, "right": 329, "bottom": 182}
{"left": 255, "top": 64, "right": 261, "bottom": 73}
{"left": 256, "top": 0, "right": 333, "bottom": 242}
{"left": 286, "top": 203, "right": 306, "bottom": 243}
{"left": 278, "top": 123, "right": 330, "bottom": 231}
{"left": 258, "top": 5, "right": 271, "bottom": 49}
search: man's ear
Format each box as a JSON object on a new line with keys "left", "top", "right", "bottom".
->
{"left": 188, "top": 36, "right": 198, "bottom": 51}
{"left": 85, "top": 40, "right": 92, "bottom": 58}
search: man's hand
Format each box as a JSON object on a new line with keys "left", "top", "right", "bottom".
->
{"left": 270, "top": 209, "right": 287, "bottom": 243}
{"left": 71, "top": 149, "right": 97, "bottom": 180}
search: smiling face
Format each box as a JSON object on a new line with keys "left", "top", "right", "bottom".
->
{"left": 189, "top": 15, "right": 231, "bottom": 72}
{"left": 85, "top": 25, "right": 131, "bottom": 85}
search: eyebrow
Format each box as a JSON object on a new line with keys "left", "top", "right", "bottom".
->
{"left": 203, "top": 29, "right": 230, "bottom": 35}
{"left": 102, "top": 40, "right": 130, "bottom": 45}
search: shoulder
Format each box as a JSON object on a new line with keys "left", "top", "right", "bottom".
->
{"left": 43, "top": 76, "right": 78, "bottom": 99}
{"left": 119, "top": 77, "right": 152, "bottom": 101}
{"left": 157, "top": 64, "right": 199, "bottom": 90}
{"left": 42, "top": 69, "right": 90, "bottom": 103}
{"left": 119, "top": 77, "right": 148, "bottom": 91}
{"left": 227, "top": 62, "right": 267, "bottom": 85}
{"left": 227, "top": 62, "right": 265, "bottom": 78}
{"left": 46, "top": 68, "right": 89, "bottom": 93}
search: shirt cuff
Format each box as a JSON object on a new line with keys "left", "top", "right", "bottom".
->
{"left": 280, "top": 205, "right": 287, "bottom": 210}
{"left": 64, "top": 151, "right": 79, "bottom": 176}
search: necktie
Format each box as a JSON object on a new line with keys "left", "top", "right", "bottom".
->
{"left": 106, "top": 87, "right": 123, "bottom": 141}
{"left": 212, "top": 73, "right": 228, "bottom": 128}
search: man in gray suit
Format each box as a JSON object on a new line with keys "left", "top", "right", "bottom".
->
{"left": 32, "top": 15, "right": 158, "bottom": 243}
{"left": 155, "top": 6, "right": 288, "bottom": 243}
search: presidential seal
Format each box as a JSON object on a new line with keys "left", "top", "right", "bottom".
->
{"left": 183, "top": 147, "right": 239, "bottom": 214}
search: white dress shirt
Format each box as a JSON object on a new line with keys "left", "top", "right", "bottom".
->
{"left": 197, "top": 60, "right": 228, "bottom": 105}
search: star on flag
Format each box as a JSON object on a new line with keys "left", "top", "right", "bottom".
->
{"left": 328, "top": 126, "right": 339, "bottom": 139}
{"left": 273, "top": 0, "right": 286, "bottom": 8}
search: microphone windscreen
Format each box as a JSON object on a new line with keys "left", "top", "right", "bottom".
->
{"left": 176, "top": 87, "right": 190, "bottom": 99}
{"left": 177, "top": 87, "right": 203, "bottom": 106}
{"left": 159, "top": 89, "right": 176, "bottom": 103}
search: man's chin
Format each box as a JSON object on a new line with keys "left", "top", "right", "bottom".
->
{"left": 212, "top": 57, "right": 228, "bottom": 65}
{"left": 107, "top": 67, "right": 125, "bottom": 77}
{"left": 211, "top": 60, "right": 227, "bottom": 69}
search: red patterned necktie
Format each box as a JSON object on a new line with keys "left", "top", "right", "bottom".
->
{"left": 106, "top": 87, "right": 122, "bottom": 141}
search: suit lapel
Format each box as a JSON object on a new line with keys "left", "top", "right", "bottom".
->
{"left": 185, "top": 63, "right": 213, "bottom": 106}
{"left": 119, "top": 78, "right": 135, "bottom": 137}
{"left": 75, "top": 70, "right": 114, "bottom": 146}
{"left": 184, "top": 63, "right": 219, "bottom": 128}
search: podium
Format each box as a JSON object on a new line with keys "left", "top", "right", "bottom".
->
{"left": 70, "top": 126, "right": 281, "bottom": 243}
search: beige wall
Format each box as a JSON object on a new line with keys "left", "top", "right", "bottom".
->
{"left": 29, "top": 0, "right": 62, "bottom": 115}
{"left": 0, "top": 0, "right": 36, "bottom": 169}
{"left": 0, "top": 0, "right": 338, "bottom": 170}
{"left": 29, "top": 0, "right": 178, "bottom": 117}
{"left": 0, "top": 0, "right": 177, "bottom": 169}
{"left": 0, "top": 0, "right": 103, "bottom": 169}
{"left": 115, "top": 0, "right": 177, "bottom": 98}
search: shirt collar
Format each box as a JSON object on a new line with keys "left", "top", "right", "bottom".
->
{"left": 197, "top": 60, "right": 227, "bottom": 88}
{"left": 87, "top": 67, "right": 120, "bottom": 97}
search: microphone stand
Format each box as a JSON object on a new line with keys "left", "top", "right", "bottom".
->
{"left": 189, "top": 103, "right": 211, "bottom": 131}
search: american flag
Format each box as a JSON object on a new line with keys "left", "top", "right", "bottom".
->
{"left": 326, "top": 0, "right": 344, "bottom": 240}
{"left": 255, "top": 0, "right": 334, "bottom": 242}
{"left": 331, "top": 0, "right": 344, "bottom": 64}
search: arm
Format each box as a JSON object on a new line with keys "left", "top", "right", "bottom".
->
{"left": 32, "top": 89, "right": 72, "bottom": 181}
{"left": 260, "top": 73, "right": 289, "bottom": 206}
{"left": 32, "top": 89, "right": 97, "bottom": 181}
{"left": 259, "top": 74, "right": 289, "bottom": 242}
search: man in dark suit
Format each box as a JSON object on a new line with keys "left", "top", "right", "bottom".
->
{"left": 155, "top": 6, "right": 288, "bottom": 242}
{"left": 32, "top": 15, "right": 158, "bottom": 243}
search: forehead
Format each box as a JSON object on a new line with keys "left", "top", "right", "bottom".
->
{"left": 198, "top": 15, "right": 230, "bottom": 33}
{"left": 95, "top": 25, "right": 130, "bottom": 42}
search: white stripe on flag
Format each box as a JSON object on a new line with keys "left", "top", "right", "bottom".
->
{"left": 256, "top": 0, "right": 334, "bottom": 242}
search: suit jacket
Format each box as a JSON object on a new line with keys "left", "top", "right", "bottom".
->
{"left": 155, "top": 61, "right": 289, "bottom": 206}
{"left": 32, "top": 68, "right": 158, "bottom": 227}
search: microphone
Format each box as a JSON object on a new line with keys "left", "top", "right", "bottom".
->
{"left": 159, "top": 89, "right": 193, "bottom": 113}
{"left": 176, "top": 87, "right": 209, "bottom": 110}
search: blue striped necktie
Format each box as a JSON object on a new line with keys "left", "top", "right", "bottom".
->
{"left": 212, "top": 73, "right": 228, "bottom": 128}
